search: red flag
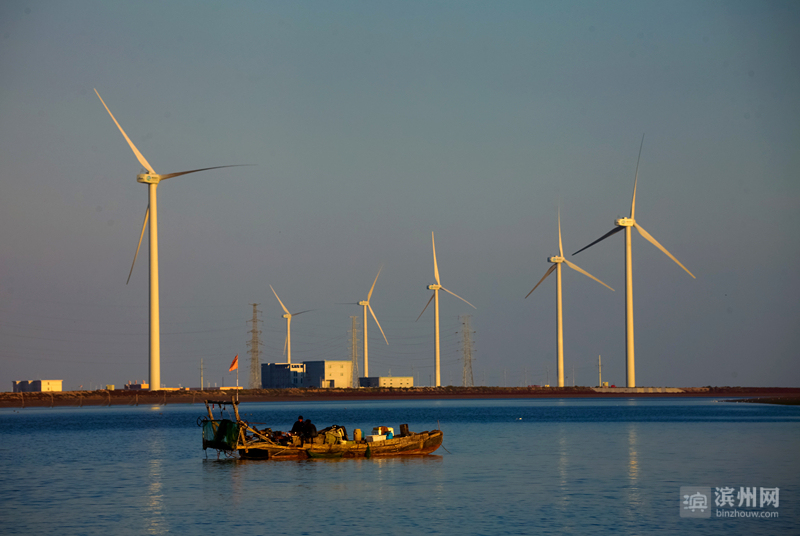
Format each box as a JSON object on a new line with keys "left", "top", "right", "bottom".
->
{"left": 229, "top": 354, "right": 238, "bottom": 372}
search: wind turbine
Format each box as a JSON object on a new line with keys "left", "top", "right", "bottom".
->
{"left": 270, "top": 285, "right": 313, "bottom": 364}
{"left": 95, "top": 89, "right": 243, "bottom": 391}
{"left": 573, "top": 135, "right": 695, "bottom": 387}
{"left": 344, "top": 267, "right": 389, "bottom": 380}
{"left": 417, "top": 232, "right": 476, "bottom": 387}
{"left": 525, "top": 209, "right": 614, "bottom": 387}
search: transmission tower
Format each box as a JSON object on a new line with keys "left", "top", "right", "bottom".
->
{"left": 247, "top": 303, "right": 263, "bottom": 389}
{"left": 458, "top": 315, "right": 475, "bottom": 387}
{"left": 349, "top": 316, "right": 360, "bottom": 388}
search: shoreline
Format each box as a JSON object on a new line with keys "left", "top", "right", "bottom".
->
{"left": 2, "top": 386, "right": 799, "bottom": 408}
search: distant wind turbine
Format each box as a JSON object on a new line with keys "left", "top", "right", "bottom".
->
{"left": 343, "top": 267, "right": 389, "bottom": 379}
{"left": 270, "top": 285, "right": 313, "bottom": 364}
{"left": 525, "top": 209, "right": 614, "bottom": 387}
{"left": 573, "top": 135, "right": 695, "bottom": 387}
{"left": 417, "top": 232, "right": 476, "bottom": 387}
{"left": 95, "top": 89, "right": 245, "bottom": 391}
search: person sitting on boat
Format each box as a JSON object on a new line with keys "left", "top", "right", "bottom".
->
{"left": 301, "top": 419, "right": 318, "bottom": 444}
{"left": 291, "top": 415, "right": 304, "bottom": 436}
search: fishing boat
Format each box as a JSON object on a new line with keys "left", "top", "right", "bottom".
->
{"left": 199, "top": 398, "right": 443, "bottom": 460}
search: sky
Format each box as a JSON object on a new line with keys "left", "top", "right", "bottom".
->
{"left": 1, "top": 0, "right": 799, "bottom": 390}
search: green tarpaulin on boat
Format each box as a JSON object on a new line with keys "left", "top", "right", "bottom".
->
{"left": 203, "top": 419, "right": 240, "bottom": 451}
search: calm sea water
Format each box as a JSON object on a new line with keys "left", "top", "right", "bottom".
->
{"left": 1, "top": 398, "right": 798, "bottom": 535}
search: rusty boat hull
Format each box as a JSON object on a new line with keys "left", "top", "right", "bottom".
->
{"left": 233, "top": 429, "right": 443, "bottom": 460}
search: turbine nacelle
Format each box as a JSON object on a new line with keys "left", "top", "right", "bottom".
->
{"left": 615, "top": 217, "right": 635, "bottom": 227}
{"left": 358, "top": 300, "right": 369, "bottom": 306}
{"left": 137, "top": 173, "right": 162, "bottom": 184}
{"left": 427, "top": 284, "right": 442, "bottom": 291}
{"left": 282, "top": 313, "right": 292, "bottom": 320}
{"left": 548, "top": 256, "right": 564, "bottom": 264}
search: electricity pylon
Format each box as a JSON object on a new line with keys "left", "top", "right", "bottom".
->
{"left": 458, "top": 315, "right": 475, "bottom": 387}
{"left": 247, "top": 303, "right": 262, "bottom": 389}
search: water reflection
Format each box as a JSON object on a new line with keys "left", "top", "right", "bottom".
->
{"left": 145, "top": 453, "right": 165, "bottom": 534}
{"left": 200, "top": 453, "right": 444, "bottom": 510}
{"left": 555, "top": 424, "right": 571, "bottom": 525}
{"left": 626, "top": 423, "right": 642, "bottom": 509}
{"left": 557, "top": 425, "right": 568, "bottom": 489}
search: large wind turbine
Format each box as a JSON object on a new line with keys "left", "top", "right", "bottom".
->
{"left": 417, "top": 232, "right": 476, "bottom": 387}
{"left": 573, "top": 136, "right": 695, "bottom": 387}
{"left": 270, "top": 285, "right": 312, "bottom": 364}
{"left": 95, "top": 89, "right": 242, "bottom": 391}
{"left": 525, "top": 209, "right": 614, "bottom": 387}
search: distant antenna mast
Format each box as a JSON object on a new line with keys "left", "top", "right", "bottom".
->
{"left": 350, "top": 316, "right": 360, "bottom": 387}
{"left": 247, "top": 303, "right": 262, "bottom": 389}
{"left": 458, "top": 315, "right": 475, "bottom": 387}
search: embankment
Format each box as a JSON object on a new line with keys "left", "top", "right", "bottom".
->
{"left": 2, "top": 386, "right": 799, "bottom": 408}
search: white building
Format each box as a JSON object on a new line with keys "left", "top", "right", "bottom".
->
{"left": 12, "top": 380, "right": 63, "bottom": 392}
{"left": 261, "top": 360, "right": 355, "bottom": 389}
{"left": 359, "top": 377, "right": 414, "bottom": 388}
{"left": 304, "top": 360, "right": 353, "bottom": 388}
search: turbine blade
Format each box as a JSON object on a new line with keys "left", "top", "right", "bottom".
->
{"left": 432, "top": 232, "right": 441, "bottom": 285}
{"left": 416, "top": 293, "right": 435, "bottom": 321}
{"left": 94, "top": 89, "right": 156, "bottom": 174}
{"left": 283, "top": 334, "right": 288, "bottom": 356}
{"left": 525, "top": 264, "right": 557, "bottom": 298}
{"left": 564, "top": 259, "right": 614, "bottom": 291}
{"left": 631, "top": 133, "right": 645, "bottom": 219}
{"left": 441, "top": 287, "right": 477, "bottom": 309}
{"left": 126, "top": 205, "right": 149, "bottom": 284}
{"left": 558, "top": 207, "right": 564, "bottom": 257}
{"left": 367, "top": 265, "right": 383, "bottom": 301}
{"left": 291, "top": 309, "right": 314, "bottom": 316}
{"left": 158, "top": 164, "right": 252, "bottom": 180}
{"left": 270, "top": 285, "right": 290, "bottom": 315}
{"left": 572, "top": 226, "right": 624, "bottom": 256}
{"left": 633, "top": 223, "right": 696, "bottom": 279}
{"left": 368, "top": 304, "right": 389, "bottom": 345}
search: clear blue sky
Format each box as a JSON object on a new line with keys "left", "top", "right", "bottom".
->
{"left": 1, "top": 1, "right": 798, "bottom": 389}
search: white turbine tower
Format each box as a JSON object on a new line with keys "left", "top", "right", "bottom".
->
{"left": 95, "top": 89, "right": 243, "bottom": 391}
{"left": 573, "top": 135, "right": 695, "bottom": 387}
{"left": 525, "top": 209, "right": 614, "bottom": 387}
{"left": 417, "top": 232, "right": 476, "bottom": 387}
{"left": 270, "top": 285, "right": 312, "bottom": 364}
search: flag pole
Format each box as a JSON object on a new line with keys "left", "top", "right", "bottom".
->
{"left": 229, "top": 354, "right": 240, "bottom": 404}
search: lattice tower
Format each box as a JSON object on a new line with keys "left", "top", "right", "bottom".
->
{"left": 349, "top": 316, "right": 360, "bottom": 388}
{"left": 247, "top": 303, "right": 263, "bottom": 389}
{"left": 458, "top": 315, "right": 475, "bottom": 387}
